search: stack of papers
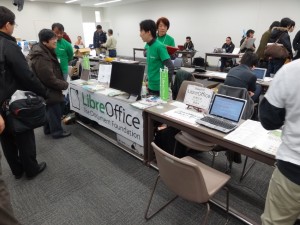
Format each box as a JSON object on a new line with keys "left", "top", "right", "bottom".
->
{"left": 224, "top": 120, "right": 281, "bottom": 156}
{"left": 131, "top": 96, "right": 163, "bottom": 109}
{"left": 163, "top": 108, "right": 203, "bottom": 125}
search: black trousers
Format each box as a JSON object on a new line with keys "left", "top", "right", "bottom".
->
{"left": 0, "top": 114, "right": 39, "bottom": 177}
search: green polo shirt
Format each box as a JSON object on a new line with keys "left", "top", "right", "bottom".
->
{"left": 147, "top": 39, "right": 170, "bottom": 91}
{"left": 55, "top": 38, "right": 73, "bottom": 74}
{"left": 157, "top": 34, "right": 175, "bottom": 47}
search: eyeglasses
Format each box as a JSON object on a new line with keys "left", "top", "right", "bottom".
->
{"left": 10, "top": 22, "right": 18, "bottom": 28}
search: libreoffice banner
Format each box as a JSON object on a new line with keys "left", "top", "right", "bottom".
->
{"left": 69, "top": 83, "right": 144, "bottom": 146}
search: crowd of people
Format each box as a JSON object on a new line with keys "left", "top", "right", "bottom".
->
{"left": 0, "top": 4, "right": 300, "bottom": 224}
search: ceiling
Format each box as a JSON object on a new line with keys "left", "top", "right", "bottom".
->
{"left": 29, "top": 0, "right": 150, "bottom": 7}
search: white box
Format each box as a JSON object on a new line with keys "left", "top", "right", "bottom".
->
{"left": 117, "top": 134, "right": 144, "bottom": 156}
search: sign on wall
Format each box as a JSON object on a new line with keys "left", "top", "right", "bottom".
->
{"left": 69, "top": 83, "right": 143, "bottom": 146}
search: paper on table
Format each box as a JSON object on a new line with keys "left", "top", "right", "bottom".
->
{"left": 255, "top": 130, "right": 281, "bottom": 156}
{"left": 211, "top": 71, "right": 228, "bottom": 79}
{"left": 224, "top": 120, "right": 268, "bottom": 148}
{"left": 98, "top": 64, "right": 112, "bottom": 83}
{"left": 163, "top": 108, "right": 203, "bottom": 125}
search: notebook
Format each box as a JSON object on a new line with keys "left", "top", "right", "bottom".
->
{"left": 166, "top": 46, "right": 179, "bottom": 55}
{"left": 196, "top": 94, "right": 247, "bottom": 133}
{"left": 173, "top": 58, "right": 183, "bottom": 69}
{"left": 252, "top": 68, "right": 267, "bottom": 81}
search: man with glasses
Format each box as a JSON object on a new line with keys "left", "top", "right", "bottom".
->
{"left": 0, "top": 6, "right": 48, "bottom": 224}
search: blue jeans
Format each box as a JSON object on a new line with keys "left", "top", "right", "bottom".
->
{"left": 252, "top": 84, "right": 262, "bottom": 103}
{"left": 108, "top": 49, "right": 117, "bottom": 57}
{"left": 44, "top": 102, "right": 65, "bottom": 137}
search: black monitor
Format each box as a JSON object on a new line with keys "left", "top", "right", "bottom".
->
{"left": 109, "top": 62, "right": 145, "bottom": 98}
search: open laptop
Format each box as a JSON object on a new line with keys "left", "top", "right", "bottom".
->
{"left": 173, "top": 58, "right": 183, "bottom": 69}
{"left": 252, "top": 68, "right": 267, "bottom": 81}
{"left": 196, "top": 94, "right": 247, "bottom": 133}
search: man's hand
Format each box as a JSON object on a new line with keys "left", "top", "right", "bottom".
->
{"left": 0, "top": 115, "right": 5, "bottom": 134}
{"left": 248, "top": 91, "right": 254, "bottom": 97}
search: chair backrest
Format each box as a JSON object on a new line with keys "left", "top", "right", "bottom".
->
{"left": 172, "top": 69, "right": 195, "bottom": 100}
{"left": 176, "top": 80, "right": 203, "bottom": 102}
{"left": 151, "top": 142, "right": 210, "bottom": 203}
{"left": 217, "top": 84, "right": 254, "bottom": 120}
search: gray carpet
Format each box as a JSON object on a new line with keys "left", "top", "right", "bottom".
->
{"left": 1, "top": 122, "right": 273, "bottom": 225}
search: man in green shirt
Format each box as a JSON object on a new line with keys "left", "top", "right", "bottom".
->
{"left": 139, "top": 19, "right": 174, "bottom": 96}
{"left": 52, "top": 23, "right": 73, "bottom": 81}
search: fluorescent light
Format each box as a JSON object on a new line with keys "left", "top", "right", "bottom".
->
{"left": 65, "top": 0, "right": 78, "bottom": 3}
{"left": 94, "top": 0, "right": 122, "bottom": 6}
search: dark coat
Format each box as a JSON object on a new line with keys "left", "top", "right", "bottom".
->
{"left": 293, "top": 30, "right": 300, "bottom": 60}
{"left": 93, "top": 31, "right": 107, "bottom": 48}
{"left": 28, "top": 43, "right": 68, "bottom": 105}
{"left": 269, "top": 27, "right": 292, "bottom": 57}
{"left": 0, "top": 31, "right": 46, "bottom": 115}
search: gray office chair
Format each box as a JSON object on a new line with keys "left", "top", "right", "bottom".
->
{"left": 173, "top": 80, "right": 217, "bottom": 167}
{"left": 145, "top": 142, "right": 230, "bottom": 225}
{"left": 217, "top": 84, "right": 256, "bottom": 181}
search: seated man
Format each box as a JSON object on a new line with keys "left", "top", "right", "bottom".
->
{"left": 240, "top": 29, "right": 256, "bottom": 53}
{"left": 183, "top": 36, "right": 194, "bottom": 50}
{"left": 224, "top": 52, "right": 262, "bottom": 103}
{"left": 220, "top": 36, "right": 235, "bottom": 72}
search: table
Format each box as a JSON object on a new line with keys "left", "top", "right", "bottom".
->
{"left": 176, "top": 50, "right": 196, "bottom": 66}
{"left": 205, "top": 52, "right": 240, "bottom": 70}
{"left": 193, "top": 71, "right": 271, "bottom": 89}
{"left": 143, "top": 102, "right": 276, "bottom": 225}
{"left": 133, "top": 48, "right": 145, "bottom": 61}
{"left": 143, "top": 103, "right": 275, "bottom": 166}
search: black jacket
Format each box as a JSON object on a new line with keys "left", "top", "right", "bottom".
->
{"left": 269, "top": 27, "right": 292, "bottom": 57}
{"left": 293, "top": 30, "right": 300, "bottom": 60}
{"left": 93, "top": 31, "right": 107, "bottom": 48}
{"left": 0, "top": 31, "right": 46, "bottom": 115}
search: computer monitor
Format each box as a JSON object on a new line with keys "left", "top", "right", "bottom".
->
{"left": 109, "top": 62, "right": 145, "bottom": 98}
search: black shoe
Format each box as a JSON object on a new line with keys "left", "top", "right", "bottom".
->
{"left": 53, "top": 130, "right": 71, "bottom": 139}
{"left": 14, "top": 172, "right": 23, "bottom": 179}
{"left": 27, "top": 162, "right": 47, "bottom": 179}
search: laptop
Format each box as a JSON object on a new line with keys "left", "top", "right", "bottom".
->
{"left": 252, "top": 68, "right": 267, "bottom": 81}
{"left": 196, "top": 94, "right": 247, "bottom": 133}
{"left": 232, "top": 47, "right": 240, "bottom": 54}
{"left": 173, "top": 58, "right": 183, "bottom": 69}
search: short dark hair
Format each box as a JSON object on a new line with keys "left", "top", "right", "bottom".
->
{"left": 108, "top": 29, "right": 113, "bottom": 35}
{"left": 240, "top": 52, "right": 258, "bottom": 67}
{"left": 51, "top": 23, "right": 64, "bottom": 31}
{"left": 156, "top": 17, "right": 170, "bottom": 30}
{"left": 226, "top": 36, "right": 232, "bottom": 40}
{"left": 39, "top": 29, "right": 56, "bottom": 43}
{"left": 280, "top": 17, "right": 292, "bottom": 28}
{"left": 246, "top": 29, "right": 255, "bottom": 37}
{"left": 140, "top": 20, "right": 156, "bottom": 38}
{"left": 186, "top": 36, "right": 191, "bottom": 40}
{"left": 0, "top": 6, "right": 15, "bottom": 29}
{"left": 269, "top": 21, "right": 280, "bottom": 30}
{"left": 96, "top": 25, "right": 102, "bottom": 30}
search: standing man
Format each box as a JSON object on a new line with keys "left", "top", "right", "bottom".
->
{"left": 260, "top": 59, "right": 300, "bottom": 225}
{"left": 93, "top": 25, "right": 107, "bottom": 56}
{"left": 51, "top": 23, "right": 73, "bottom": 81}
{"left": 29, "top": 29, "right": 71, "bottom": 139}
{"left": 101, "top": 29, "right": 117, "bottom": 57}
{"left": 0, "top": 6, "right": 47, "bottom": 181}
{"left": 139, "top": 19, "right": 174, "bottom": 96}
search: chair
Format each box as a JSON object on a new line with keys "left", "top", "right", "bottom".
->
{"left": 172, "top": 69, "right": 195, "bottom": 100}
{"left": 217, "top": 84, "right": 256, "bottom": 181}
{"left": 173, "top": 80, "right": 217, "bottom": 167}
{"left": 145, "top": 142, "right": 230, "bottom": 225}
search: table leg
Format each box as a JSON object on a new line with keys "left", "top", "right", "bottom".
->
{"left": 204, "top": 54, "right": 208, "bottom": 70}
{"left": 133, "top": 49, "right": 136, "bottom": 61}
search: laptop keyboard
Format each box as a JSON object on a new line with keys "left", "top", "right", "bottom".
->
{"left": 200, "top": 116, "right": 236, "bottom": 130}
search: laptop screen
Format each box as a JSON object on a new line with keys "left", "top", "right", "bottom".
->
{"left": 253, "top": 68, "right": 267, "bottom": 80}
{"left": 209, "top": 94, "right": 246, "bottom": 123}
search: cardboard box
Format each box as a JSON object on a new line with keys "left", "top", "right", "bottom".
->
{"left": 74, "top": 48, "right": 91, "bottom": 57}
{"left": 116, "top": 134, "right": 144, "bottom": 156}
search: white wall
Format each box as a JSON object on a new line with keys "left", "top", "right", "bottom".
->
{"left": 2, "top": 0, "right": 86, "bottom": 43}
{"left": 101, "top": 0, "right": 300, "bottom": 65}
